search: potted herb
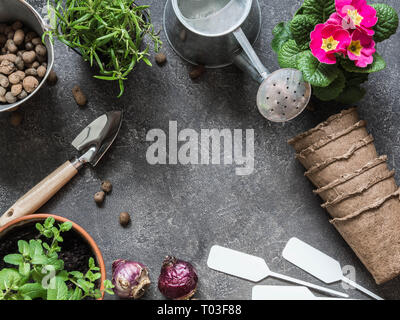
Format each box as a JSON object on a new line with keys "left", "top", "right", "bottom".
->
{"left": 45, "top": 0, "right": 162, "bottom": 97}
{"left": 0, "top": 215, "right": 113, "bottom": 300}
{"left": 272, "top": 0, "right": 398, "bottom": 104}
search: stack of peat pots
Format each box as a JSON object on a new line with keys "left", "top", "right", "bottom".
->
{"left": 289, "top": 107, "right": 400, "bottom": 284}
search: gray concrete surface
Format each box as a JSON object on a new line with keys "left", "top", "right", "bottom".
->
{"left": 1, "top": 0, "right": 399, "bottom": 300}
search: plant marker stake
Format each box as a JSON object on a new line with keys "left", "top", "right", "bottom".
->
{"left": 252, "top": 285, "right": 351, "bottom": 300}
{"left": 207, "top": 245, "right": 349, "bottom": 298}
{"left": 282, "top": 238, "right": 383, "bottom": 300}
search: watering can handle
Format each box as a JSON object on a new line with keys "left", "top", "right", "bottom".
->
{"left": 233, "top": 28, "right": 269, "bottom": 83}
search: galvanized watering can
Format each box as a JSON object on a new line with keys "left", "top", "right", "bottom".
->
{"left": 163, "top": 0, "right": 311, "bottom": 122}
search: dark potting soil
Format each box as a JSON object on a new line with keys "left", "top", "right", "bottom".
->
{"left": 0, "top": 221, "right": 98, "bottom": 299}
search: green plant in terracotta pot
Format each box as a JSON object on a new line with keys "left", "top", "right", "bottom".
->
{"left": 272, "top": 0, "right": 398, "bottom": 104}
{"left": 0, "top": 216, "right": 113, "bottom": 300}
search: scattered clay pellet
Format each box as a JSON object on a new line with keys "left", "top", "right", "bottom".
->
{"left": 0, "top": 53, "right": 17, "bottom": 63}
{"left": 11, "top": 21, "right": 23, "bottom": 31}
{"left": 11, "top": 84, "right": 22, "bottom": 97}
{"left": 13, "top": 30, "right": 24, "bottom": 46}
{"left": 0, "top": 34, "right": 6, "bottom": 46}
{"left": 72, "top": 85, "right": 87, "bottom": 106}
{"left": 119, "top": 212, "right": 131, "bottom": 227}
{"left": 94, "top": 191, "right": 105, "bottom": 204}
{"left": 189, "top": 65, "right": 206, "bottom": 80}
{"left": 22, "top": 51, "right": 36, "bottom": 64}
{"left": 47, "top": 70, "right": 58, "bottom": 86}
{"left": 9, "top": 111, "right": 22, "bottom": 126}
{"left": 25, "top": 68, "right": 37, "bottom": 77}
{"left": 0, "top": 74, "right": 9, "bottom": 87}
{"left": 8, "top": 72, "right": 22, "bottom": 84}
{"left": 5, "top": 39, "right": 17, "bottom": 53}
{"left": 37, "top": 65, "right": 46, "bottom": 78}
{"left": 0, "top": 60, "right": 16, "bottom": 75}
{"left": 5, "top": 91, "right": 16, "bottom": 103}
{"left": 25, "top": 42, "right": 33, "bottom": 51}
{"left": 14, "top": 56, "right": 24, "bottom": 70}
{"left": 24, "top": 31, "right": 37, "bottom": 43}
{"left": 155, "top": 52, "right": 167, "bottom": 66}
{"left": 22, "top": 76, "right": 39, "bottom": 93}
{"left": 17, "top": 90, "right": 27, "bottom": 100}
{"left": 35, "top": 44, "right": 47, "bottom": 57}
{"left": 31, "top": 37, "right": 41, "bottom": 46}
{"left": 101, "top": 180, "right": 112, "bottom": 193}
{"left": 32, "top": 61, "right": 40, "bottom": 69}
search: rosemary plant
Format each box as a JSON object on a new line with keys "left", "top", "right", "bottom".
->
{"left": 45, "top": 0, "right": 162, "bottom": 97}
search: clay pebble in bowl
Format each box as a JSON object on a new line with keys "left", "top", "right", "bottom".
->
{"left": 322, "top": 170, "right": 397, "bottom": 218}
{"left": 296, "top": 120, "right": 368, "bottom": 170}
{"left": 331, "top": 189, "right": 400, "bottom": 284}
{"left": 305, "top": 135, "right": 378, "bottom": 188}
{"left": 288, "top": 107, "right": 359, "bottom": 153}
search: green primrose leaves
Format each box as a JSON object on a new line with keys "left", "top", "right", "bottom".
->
{"left": 271, "top": 0, "right": 397, "bottom": 103}
{"left": 372, "top": 4, "right": 399, "bottom": 42}
{"left": 0, "top": 217, "right": 114, "bottom": 300}
{"left": 297, "top": 51, "right": 339, "bottom": 87}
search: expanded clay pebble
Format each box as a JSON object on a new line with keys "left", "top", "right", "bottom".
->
{"left": 0, "top": 21, "right": 48, "bottom": 104}
{"left": 47, "top": 70, "right": 58, "bottom": 86}
{"left": 23, "top": 76, "right": 38, "bottom": 93}
{"left": 101, "top": 180, "right": 112, "bottom": 193}
{"left": 189, "top": 65, "right": 206, "bottom": 80}
{"left": 94, "top": 191, "right": 105, "bottom": 205}
{"left": 9, "top": 111, "right": 22, "bottom": 126}
{"left": 155, "top": 52, "right": 167, "bottom": 66}
{"left": 72, "top": 85, "right": 87, "bottom": 106}
{"left": 119, "top": 212, "right": 131, "bottom": 227}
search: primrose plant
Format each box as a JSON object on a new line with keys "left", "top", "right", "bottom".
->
{"left": 0, "top": 217, "right": 113, "bottom": 300}
{"left": 272, "top": 0, "right": 398, "bottom": 103}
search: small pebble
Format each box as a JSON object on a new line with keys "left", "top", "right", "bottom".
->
{"left": 47, "top": 70, "right": 58, "bottom": 86}
{"left": 10, "top": 111, "right": 22, "bottom": 126}
{"left": 94, "top": 191, "right": 105, "bottom": 204}
{"left": 119, "top": 212, "right": 131, "bottom": 227}
{"left": 72, "top": 85, "right": 87, "bottom": 106}
{"left": 101, "top": 180, "right": 112, "bottom": 193}
{"left": 189, "top": 65, "right": 206, "bottom": 80}
{"left": 155, "top": 52, "right": 167, "bottom": 66}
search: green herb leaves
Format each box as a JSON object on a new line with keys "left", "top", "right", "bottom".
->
{"left": 372, "top": 4, "right": 399, "bottom": 42}
{"left": 0, "top": 217, "right": 114, "bottom": 300}
{"left": 46, "top": 0, "right": 162, "bottom": 97}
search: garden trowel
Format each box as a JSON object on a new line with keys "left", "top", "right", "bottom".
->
{"left": 0, "top": 111, "right": 122, "bottom": 227}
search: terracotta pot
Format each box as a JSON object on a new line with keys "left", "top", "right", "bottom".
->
{"left": 305, "top": 136, "right": 378, "bottom": 188}
{"left": 296, "top": 120, "right": 368, "bottom": 170}
{"left": 0, "top": 214, "right": 106, "bottom": 300}
{"left": 288, "top": 107, "right": 359, "bottom": 152}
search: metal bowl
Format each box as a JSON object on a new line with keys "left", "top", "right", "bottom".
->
{"left": 0, "top": 0, "right": 54, "bottom": 112}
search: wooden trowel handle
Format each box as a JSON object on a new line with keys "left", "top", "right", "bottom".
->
{"left": 0, "top": 161, "right": 78, "bottom": 227}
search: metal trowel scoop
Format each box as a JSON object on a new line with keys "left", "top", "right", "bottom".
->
{"left": 0, "top": 111, "right": 122, "bottom": 227}
{"left": 282, "top": 238, "right": 383, "bottom": 300}
{"left": 207, "top": 245, "right": 348, "bottom": 298}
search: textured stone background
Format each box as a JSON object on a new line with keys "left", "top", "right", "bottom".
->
{"left": 0, "top": 0, "right": 399, "bottom": 300}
